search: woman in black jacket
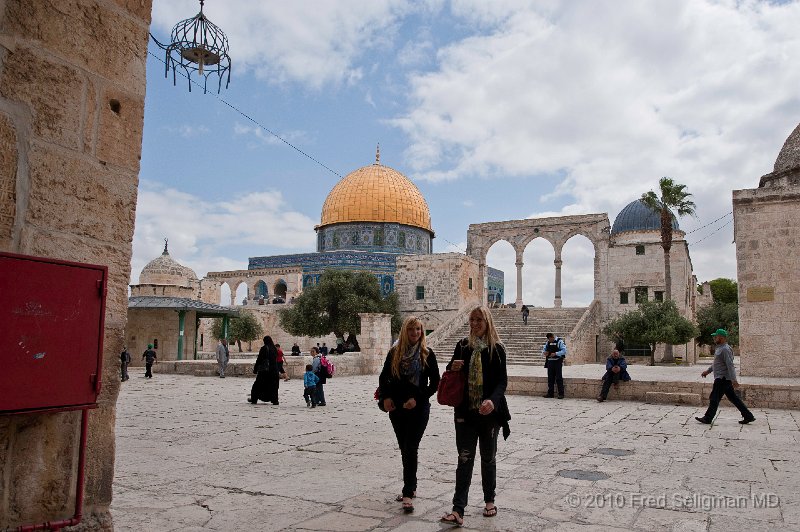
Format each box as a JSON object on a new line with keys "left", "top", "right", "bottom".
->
{"left": 378, "top": 316, "right": 440, "bottom": 514}
{"left": 250, "top": 336, "right": 279, "bottom": 405}
{"left": 440, "top": 306, "right": 510, "bottom": 527}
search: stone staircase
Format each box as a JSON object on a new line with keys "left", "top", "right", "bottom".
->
{"left": 431, "top": 307, "right": 588, "bottom": 365}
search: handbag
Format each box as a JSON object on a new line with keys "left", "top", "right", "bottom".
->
{"left": 437, "top": 369, "right": 465, "bottom": 407}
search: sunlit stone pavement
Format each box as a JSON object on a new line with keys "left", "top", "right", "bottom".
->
{"left": 112, "top": 372, "right": 800, "bottom": 531}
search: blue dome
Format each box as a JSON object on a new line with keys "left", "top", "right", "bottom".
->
{"left": 611, "top": 199, "right": 679, "bottom": 235}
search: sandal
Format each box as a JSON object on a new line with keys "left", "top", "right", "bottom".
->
{"left": 401, "top": 497, "right": 414, "bottom": 513}
{"left": 394, "top": 492, "right": 416, "bottom": 502}
{"left": 483, "top": 505, "right": 498, "bottom": 517}
{"left": 440, "top": 511, "right": 463, "bottom": 527}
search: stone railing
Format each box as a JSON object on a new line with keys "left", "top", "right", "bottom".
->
{"left": 153, "top": 351, "right": 385, "bottom": 379}
{"left": 425, "top": 302, "right": 475, "bottom": 352}
{"left": 567, "top": 300, "right": 601, "bottom": 365}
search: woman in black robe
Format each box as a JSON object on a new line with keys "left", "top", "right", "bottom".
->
{"left": 250, "top": 336, "right": 280, "bottom": 405}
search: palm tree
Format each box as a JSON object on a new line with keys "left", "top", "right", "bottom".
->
{"left": 641, "top": 177, "right": 696, "bottom": 362}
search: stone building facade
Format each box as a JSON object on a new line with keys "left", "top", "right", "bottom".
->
{"left": 0, "top": 1, "right": 153, "bottom": 528}
{"left": 394, "top": 252, "right": 482, "bottom": 331}
{"left": 734, "top": 122, "right": 800, "bottom": 377}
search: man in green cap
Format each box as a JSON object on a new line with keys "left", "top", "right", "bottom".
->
{"left": 696, "top": 329, "right": 755, "bottom": 425}
{"left": 142, "top": 343, "right": 157, "bottom": 379}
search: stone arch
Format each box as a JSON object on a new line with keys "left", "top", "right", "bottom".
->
{"left": 520, "top": 237, "right": 556, "bottom": 306}
{"left": 233, "top": 281, "right": 248, "bottom": 305}
{"left": 219, "top": 282, "right": 232, "bottom": 306}
{"left": 485, "top": 239, "right": 515, "bottom": 306}
{"left": 254, "top": 280, "right": 268, "bottom": 299}
{"left": 560, "top": 233, "right": 595, "bottom": 306}
{"left": 273, "top": 279, "right": 287, "bottom": 300}
{"left": 466, "top": 214, "right": 610, "bottom": 307}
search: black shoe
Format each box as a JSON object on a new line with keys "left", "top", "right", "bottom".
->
{"left": 557, "top": 394, "right": 564, "bottom": 399}
{"left": 739, "top": 417, "right": 756, "bottom": 424}
{"left": 542, "top": 394, "right": 554, "bottom": 398}
{"left": 596, "top": 396, "right": 605, "bottom": 402}
{"left": 318, "top": 403, "right": 326, "bottom": 406}
{"left": 695, "top": 416, "right": 711, "bottom": 424}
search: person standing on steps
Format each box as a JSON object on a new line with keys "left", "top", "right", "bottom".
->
{"left": 541, "top": 333, "right": 566, "bottom": 399}
{"left": 695, "top": 329, "right": 755, "bottom": 425}
{"left": 521, "top": 305, "right": 529, "bottom": 325}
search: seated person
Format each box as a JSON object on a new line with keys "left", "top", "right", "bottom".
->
{"left": 597, "top": 349, "right": 631, "bottom": 402}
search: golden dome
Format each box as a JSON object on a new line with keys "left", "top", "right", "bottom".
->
{"left": 319, "top": 159, "right": 432, "bottom": 232}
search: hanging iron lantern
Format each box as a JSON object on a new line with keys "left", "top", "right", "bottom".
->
{"left": 150, "top": 0, "right": 231, "bottom": 93}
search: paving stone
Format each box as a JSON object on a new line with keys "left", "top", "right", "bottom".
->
{"left": 112, "top": 374, "right": 800, "bottom": 530}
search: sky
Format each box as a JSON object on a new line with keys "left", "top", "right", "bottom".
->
{"left": 135, "top": 0, "right": 800, "bottom": 307}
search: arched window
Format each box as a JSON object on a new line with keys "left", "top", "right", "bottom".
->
{"left": 254, "top": 280, "right": 268, "bottom": 299}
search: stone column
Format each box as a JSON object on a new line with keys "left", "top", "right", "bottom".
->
{"left": 478, "top": 260, "right": 487, "bottom": 305}
{"left": 358, "top": 313, "right": 393, "bottom": 356}
{"left": 515, "top": 249, "right": 524, "bottom": 307}
{"left": 554, "top": 256, "right": 563, "bottom": 308}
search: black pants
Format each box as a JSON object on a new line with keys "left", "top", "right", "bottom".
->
{"left": 389, "top": 405, "right": 430, "bottom": 498}
{"left": 522, "top": 314, "right": 528, "bottom": 324}
{"left": 599, "top": 370, "right": 621, "bottom": 399}
{"left": 145, "top": 362, "right": 153, "bottom": 378}
{"left": 452, "top": 411, "right": 500, "bottom": 516}
{"left": 703, "top": 378, "right": 754, "bottom": 420}
{"left": 303, "top": 386, "right": 317, "bottom": 406}
{"left": 545, "top": 358, "right": 564, "bottom": 396}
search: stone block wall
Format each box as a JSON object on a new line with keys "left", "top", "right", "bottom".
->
{"left": 357, "top": 313, "right": 393, "bottom": 356}
{"left": 125, "top": 308, "right": 198, "bottom": 365}
{"left": 395, "top": 253, "right": 481, "bottom": 330}
{"left": 0, "top": 1, "right": 152, "bottom": 528}
{"left": 734, "top": 186, "right": 800, "bottom": 377}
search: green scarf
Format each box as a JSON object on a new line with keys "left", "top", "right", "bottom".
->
{"left": 468, "top": 338, "right": 486, "bottom": 410}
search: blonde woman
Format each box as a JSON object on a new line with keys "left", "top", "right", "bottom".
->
{"left": 440, "top": 306, "right": 510, "bottom": 527}
{"left": 378, "top": 316, "right": 440, "bottom": 514}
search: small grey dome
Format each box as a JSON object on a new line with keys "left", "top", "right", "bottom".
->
{"left": 611, "top": 199, "right": 679, "bottom": 235}
{"left": 774, "top": 122, "right": 800, "bottom": 174}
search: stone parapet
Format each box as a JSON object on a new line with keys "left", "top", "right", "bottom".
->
{"left": 153, "top": 352, "right": 385, "bottom": 379}
{"left": 507, "top": 376, "right": 800, "bottom": 410}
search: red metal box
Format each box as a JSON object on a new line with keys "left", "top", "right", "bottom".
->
{"left": 0, "top": 252, "right": 107, "bottom": 413}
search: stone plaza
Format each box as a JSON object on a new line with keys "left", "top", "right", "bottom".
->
{"left": 112, "top": 370, "right": 800, "bottom": 531}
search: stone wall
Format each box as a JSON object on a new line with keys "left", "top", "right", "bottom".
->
{"left": 357, "top": 313, "right": 393, "bottom": 356}
{"left": 203, "top": 268, "right": 303, "bottom": 306}
{"left": 395, "top": 252, "right": 481, "bottom": 330}
{"left": 126, "top": 308, "right": 198, "bottom": 365}
{"left": 733, "top": 185, "right": 800, "bottom": 377}
{"left": 0, "top": 1, "right": 152, "bottom": 528}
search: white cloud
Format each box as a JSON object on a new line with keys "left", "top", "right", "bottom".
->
{"left": 233, "top": 122, "right": 310, "bottom": 147}
{"left": 151, "top": 0, "right": 415, "bottom": 90}
{"left": 130, "top": 181, "right": 317, "bottom": 284}
{"left": 164, "top": 124, "right": 210, "bottom": 138}
{"left": 391, "top": 0, "right": 800, "bottom": 285}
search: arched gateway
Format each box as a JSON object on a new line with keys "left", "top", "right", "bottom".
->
{"left": 466, "top": 214, "right": 610, "bottom": 307}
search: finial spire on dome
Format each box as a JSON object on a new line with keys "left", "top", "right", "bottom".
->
{"left": 375, "top": 143, "right": 380, "bottom": 165}
{"left": 163, "top": 237, "right": 169, "bottom": 255}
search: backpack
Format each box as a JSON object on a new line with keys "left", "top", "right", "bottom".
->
{"left": 320, "top": 356, "right": 335, "bottom": 377}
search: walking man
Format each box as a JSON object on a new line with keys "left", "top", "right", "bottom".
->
{"left": 696, "top": 329, "right": 755, "bottom": 425}
{"left": 541, "top": 333, "right": 566, "bottom": 399}
{"left": 216, "top": 339, "right": 229, "bottom": 378}
{"left": 120, "top": 346, "right": 131, "bottom": 382}
{"left": 521, "top": 305, "right": 530, "bottom": 325}
{"left": 142, "top": 344, "right": 157, "bottom": 378}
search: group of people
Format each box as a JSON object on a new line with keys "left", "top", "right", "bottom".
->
{"left": 248, "top": 337, "right": 331, "bottom": 407}
{"left": 377, "top": 306, "right": 510, "bottom": 527}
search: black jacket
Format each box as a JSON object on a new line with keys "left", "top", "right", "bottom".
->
{"left": 378, "top": 348, "right": 440, "bottom": 410}
{"left": 254, "top": 345, "right": 277, "bottom": 374}
{"left": 447, "top": 338, "right": 511, "bottom": 439}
